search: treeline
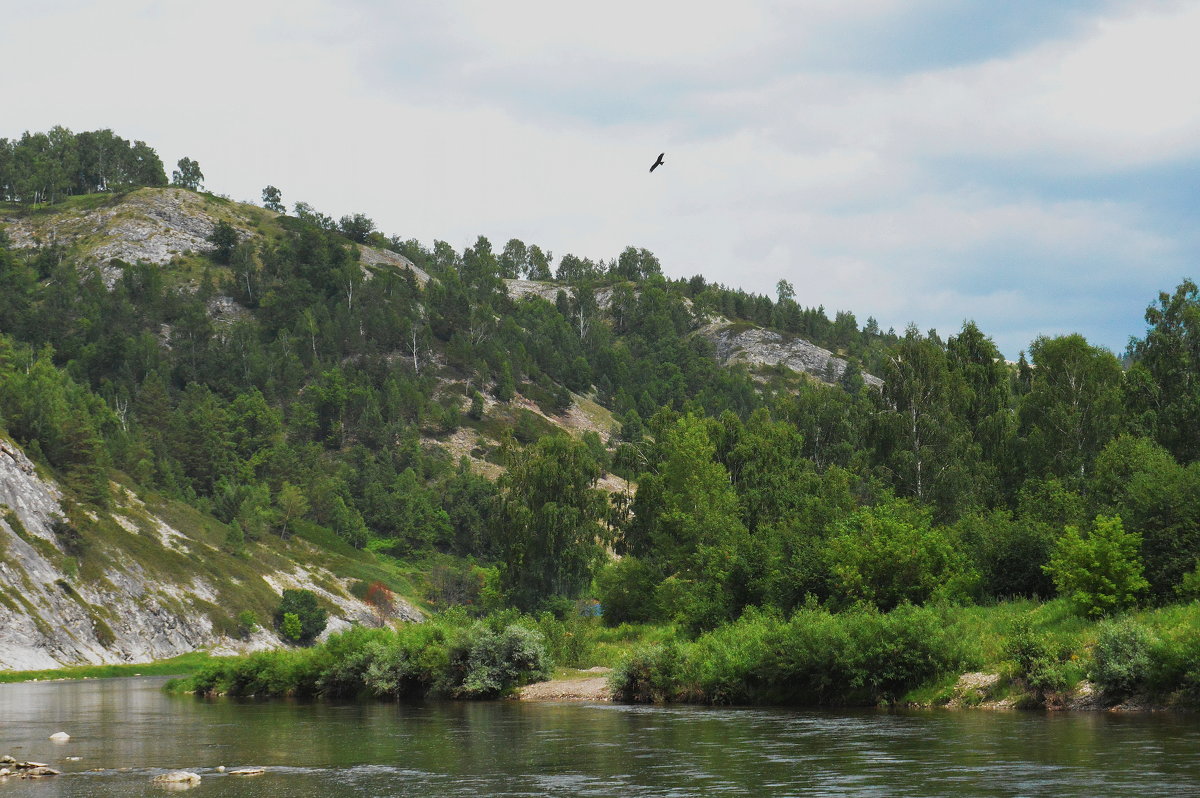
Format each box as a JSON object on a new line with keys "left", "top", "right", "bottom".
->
{"left": 586, "top": 282, "right": 1200, "bottom": 631}
{"left": 0, "top": 127, "right": 167, "bottom": 205}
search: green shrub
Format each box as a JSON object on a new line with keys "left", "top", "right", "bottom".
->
{"left": 1091, "top": 618, "right": 1153, "bottom": 696}
{"left": 180, "top": 612, "right": 550, "bottom": 701}
{"left": 236, "top": 610, "right": 259, "bottom": 638}
{"left": 1147, "top": 626, "right": 1200, "bottom": 697}
{"left": 447, "top": 622, "right": 551, "bottom": 698}
{"left": 274, "top": 589, "right": 327, "bottom": 644}
{"left": 316, "top": 625, "right": 392, "bottom": 698}
{"left": 363, "top": 622, "right": 450, "bottom": 699}
{"left": 533, "top": 612, "right": 596, "bottom": 668}
{"left": 825, "top": 501, "right": 977, "bottom": 611}
{"left": 1004, "top": 615, "right": 1071, "bottom": 696}
{"left": 609, "top": 642, "right": 684, "bottom": 703}
{"left": 610, "top": 604, "right": 964, "bottom": 706}
{"left": 1044, "top": 515, "right": 1148, "bottom": 618}
{"left": 281, "top": 613, "right": 302, "bottom": 642}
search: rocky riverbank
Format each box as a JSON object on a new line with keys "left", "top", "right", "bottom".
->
{"left": 517, "top": 667, "right": 613, "bottom": 702}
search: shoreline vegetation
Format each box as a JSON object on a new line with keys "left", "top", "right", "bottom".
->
{"left": 0, "top": 652, "right": 216, "bottom": 684}
{"left": 143, "top": 599, "right": 1200, "bottom": 711}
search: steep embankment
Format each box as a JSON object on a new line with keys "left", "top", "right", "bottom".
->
{"left": 0, "top": 436, "right": 419, "bottom": 670}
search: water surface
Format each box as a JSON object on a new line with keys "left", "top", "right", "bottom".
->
{"left": 0, "top": 677, "right": 1196, "bottom": 796}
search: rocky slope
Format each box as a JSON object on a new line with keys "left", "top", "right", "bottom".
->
{"left": 700, "top": 321, "right": 883, "bottom": 388}
{"left": 0, "top": 187, "right": 428, "bottom": 288}
{"left": 0, "top": 436, "right": 419, "bottom": 670}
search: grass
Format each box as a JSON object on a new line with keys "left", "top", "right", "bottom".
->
{"left": 0, "top": 651, "right": 221, "bottom": 684}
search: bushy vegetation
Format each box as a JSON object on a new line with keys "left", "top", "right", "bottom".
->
{"left": 274, "top": 588, "right": 327, "bottom": 643}
{"left": 1091, "top": 618, "right": 1153, "bottom": 696}
{"left": 178, "top": 612, "right": 551, "bottom": 699}
{"left": 610, "top": 604, "right": 967, "bottom": 706}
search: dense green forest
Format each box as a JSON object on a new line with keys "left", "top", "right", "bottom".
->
{"left": 3, "top": 128, "right": 1200, "bottom": 701}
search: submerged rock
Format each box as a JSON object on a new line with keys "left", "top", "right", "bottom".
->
{"left": 151, "top": 770, "right": 200, "bottom": 785}
{"left": 49, "top": 731, "right": 70, "bottom": 741}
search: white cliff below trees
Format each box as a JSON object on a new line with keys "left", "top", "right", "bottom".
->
{"left": 0, "top": 437, "right": 419, "bottom": 671}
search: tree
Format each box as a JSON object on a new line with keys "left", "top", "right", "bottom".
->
{"left": 826, "top": 500, "right": 976, "bottom": 611}
{"left": 281, "top": 612, "right": 302, "bottom": 642}
{"left": 492, "top": 435, "right": 609, "bottom": 609}
{"left": 1125, "top": 279, "right": 1200, "bottom": 463}
{"left": 207, "top": 220, "right": 238, "bottom": 264}
{"left": 526, "top": 245, "right": 553, "bottom": 280}
{"left": 776, "top": 279, "right": 795, "bottom": 304}
{"left": 873, "top": 325, "right": 975, "bottom": 517}
{"left": 625, "top": 415, "right": 749, "bottom": 629}
{"left": 613, "top": 246, "right": 661, "bottom": 281}
{"left": 171, "top": 157, "right": 203, "bottom": 190}
{"left": 1019, "top": 334, "right": 1123, "bottom": 483}
{"left": 499, "top": 238, "right": 527, "bottom": 279}
{"left": 274, "top": 589, "right": 327, "bottom": 643}
{"left": 1090, "top": 435, "right": 1200, "bottom": 601}
{"left": 339, "top": 213, "right": 375, "bottom": 243}
{"left": 276, "top": 481, "right": 309, "bottom": 539}
{"left": 261, "top": 185, "right": 284, "bottom": 212}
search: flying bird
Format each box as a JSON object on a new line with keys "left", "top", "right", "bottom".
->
{"left": 649, "top": 152, "right": 665, "bottom": 173}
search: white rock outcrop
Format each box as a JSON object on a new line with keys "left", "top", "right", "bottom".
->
{"left": 0, "top": 436, "right": 420, "bottom": 670}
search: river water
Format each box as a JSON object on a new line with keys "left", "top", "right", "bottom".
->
{"left": 0, "top": 677, "right": 1197, "bottom": 796}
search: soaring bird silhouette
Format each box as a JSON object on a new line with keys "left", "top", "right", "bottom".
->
{"left": 649, "top": 152, "right": 665, "bottom": 173}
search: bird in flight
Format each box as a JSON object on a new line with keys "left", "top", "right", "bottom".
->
{"left": 649, "top": 152, "right": 665, "bottom": 173}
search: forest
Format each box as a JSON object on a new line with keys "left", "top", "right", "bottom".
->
{"left": 3, "top": 126, "right": 1200, "bottom": 703}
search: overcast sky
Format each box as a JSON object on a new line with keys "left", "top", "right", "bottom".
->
{"left": 6, "top": 0, "right": 1200, "bottom": 357}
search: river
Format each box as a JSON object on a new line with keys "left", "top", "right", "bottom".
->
{"left": 0, "top": 677, "right": 1196, "bottom": 796}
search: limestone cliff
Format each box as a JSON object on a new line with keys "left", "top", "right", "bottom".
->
{"left": 0, "top": 437, "right": 420, "bottom": 670}
{"left": 700, "top": 322, "right": 883, "bottom": 388}
{"left": 0, "top": 187, "right": 428, "bottom": 288}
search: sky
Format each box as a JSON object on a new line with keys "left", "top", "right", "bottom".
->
{"left": 4, "top": 0, "right": 1200, "bottom": 358}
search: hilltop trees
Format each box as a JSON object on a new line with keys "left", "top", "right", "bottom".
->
{"left": 171, "top": 157, "right": 204, "bottom": 190}
{"left": 1020, "top": 334, "right": 1123, "bottom": 483}
{"left": 0, "top": 126, "right": 166, "bottom": 203}
{"left": 261, "top": 185, "right": 284, "bottom": 212}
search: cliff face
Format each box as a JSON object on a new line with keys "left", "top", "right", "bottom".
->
{"left": 0, "top": 437, "right": 419, "bottom": 670}
{"left": 700, "top": 322, "right": 883, "bottom": 388}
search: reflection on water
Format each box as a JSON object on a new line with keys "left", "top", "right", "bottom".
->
{"left": 0, "top": 677, "right": 1197, "bottom": 796}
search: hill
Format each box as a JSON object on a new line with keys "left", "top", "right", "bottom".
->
{"left": 4, "top": 127, "right": 1200, "bottom": 671}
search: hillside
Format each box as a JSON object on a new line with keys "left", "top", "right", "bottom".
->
{"left": 4, "top": 129, "right": 1200, "bottom": 675}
